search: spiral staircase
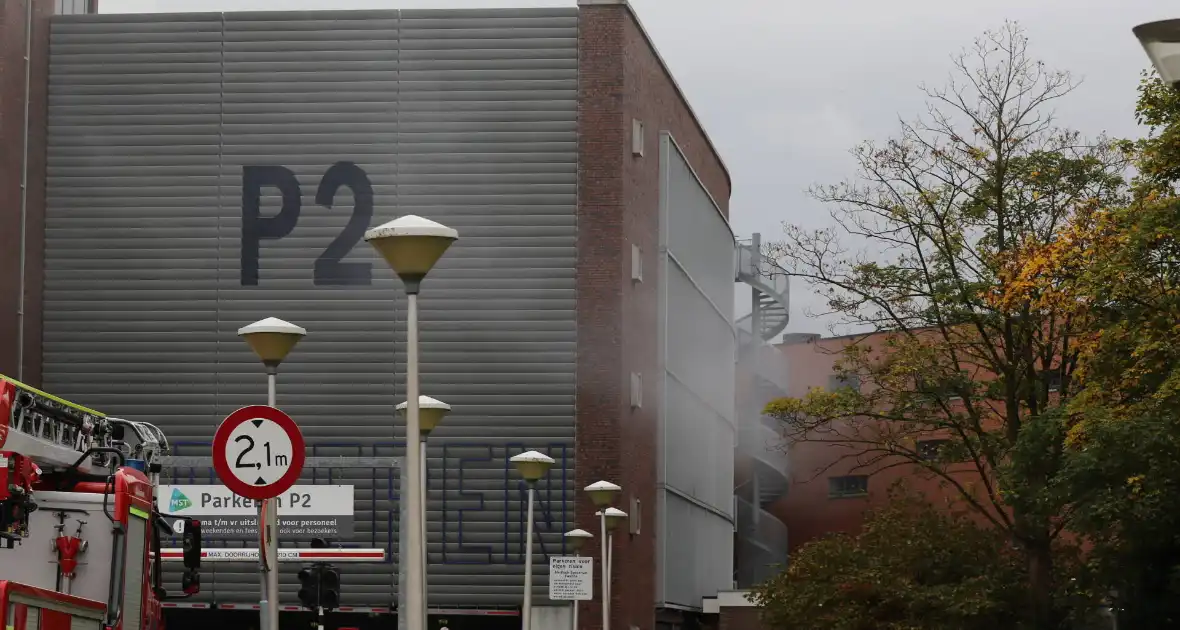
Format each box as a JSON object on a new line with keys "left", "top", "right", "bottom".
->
{"left": 733, "top": 234, "right": 792, "bottom": 588}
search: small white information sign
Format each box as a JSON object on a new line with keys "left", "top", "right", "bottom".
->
{"left": 548, "top": 556, "right": 593, "bottom": 601}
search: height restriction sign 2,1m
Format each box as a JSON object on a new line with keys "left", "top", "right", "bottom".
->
{"left": 213, "top": 405, "right": 305, "bottom": 500}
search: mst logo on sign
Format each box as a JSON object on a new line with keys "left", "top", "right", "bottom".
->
{"left": 241, "top": 161, "right": 375, "bottom": 287}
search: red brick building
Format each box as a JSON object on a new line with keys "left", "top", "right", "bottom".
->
{"left": 772, "top": 331, "right": 999, "bottom": 550}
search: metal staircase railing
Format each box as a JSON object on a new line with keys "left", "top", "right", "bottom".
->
{"left": 733, "top": 233, "right": 792, "bottom": 586}
{"left": 734, "top": 235, "right": 790, "bottom": 345}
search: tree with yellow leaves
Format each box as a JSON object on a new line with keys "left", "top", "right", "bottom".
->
{"left": 762, "top": 22, "right": 1127, "bottom": 629}
{"left": 1006, "top": 72, "right": 1180, "bottom": 629}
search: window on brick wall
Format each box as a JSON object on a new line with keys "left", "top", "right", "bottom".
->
{"left": 917, "top": 439, "right": 950, "bottom": 461}
{"left": 632, "top": 118, "right": 645, "bottom": 156}
{"left": 828, "top": 374, "right": 860, "bottom": 392}
{"left": 828, "top": 475, "right": 868, "bottom": 498}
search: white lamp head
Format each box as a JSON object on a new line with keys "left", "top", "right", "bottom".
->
{"left": 237, "top": 317, "right": 307, "bottom": 367}
{"left": 583, "top": 480, "right": 622, "bottom": 508}
{"left": 363, "top": 215, "right": 458, "bottom": 293}
{"left": 396, "top": 395, "right": 451, "bottom": 436}
{"left": 596, "top": 507, "right": 628, "bottom": 532}
{"left": 1134, "top": 20, "right": 1180, "bottom": 88}
{"left": 510, "top": 450, "right": 556, "bottom": 483}
{"left": 564, "top": 528, "right": 594, "bottom": 552}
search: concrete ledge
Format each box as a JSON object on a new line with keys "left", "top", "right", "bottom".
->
{"left": 702, "top": 590, "right": 758, "bottom": 613}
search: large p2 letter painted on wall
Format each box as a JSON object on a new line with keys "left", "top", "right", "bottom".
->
{"left": 241, "top": 162, "right": 374, "bottom": 287}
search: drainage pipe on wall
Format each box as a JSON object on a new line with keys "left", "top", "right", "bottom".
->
{"left": 16, "top": 0, "right": 33, "bottom": 382}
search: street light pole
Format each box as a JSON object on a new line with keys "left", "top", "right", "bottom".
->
{"left": 398, "top": 395, "right": 451, "bottom": 630}
{"left": 600, "top": 508, "right": 627, "bottom": 604}
{"left": 365, "top": 215, "right": 457, "bottom": 630}
{"left": 512, "top": 451, "right": 557, "bottom": 630}
{"left": 564, "top": 529, "right": 593, "bottom": 630}
{"left": 238, "top": 317, "right": 307, "bottom": 630}
{"left": 584, "top": 481, "right": 621, "bottom": 630}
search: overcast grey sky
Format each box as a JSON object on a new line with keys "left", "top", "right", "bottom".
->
{"left": 99, "top": 0, "right": 1179, "bottom": 334}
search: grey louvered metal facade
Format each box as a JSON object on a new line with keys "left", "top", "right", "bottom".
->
{"left": 44, "top": 8, "right": 577, "bottom": 607}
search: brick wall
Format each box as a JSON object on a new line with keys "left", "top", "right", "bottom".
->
{"left": 0, "top": 0, "right": 51, "bottom": 386}
{"left": 576, "top": 2, "right": 732, "bottom": 630}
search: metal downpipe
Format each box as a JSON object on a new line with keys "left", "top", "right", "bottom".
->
{"left": 17, "top": 0, "right": 34, "bottom": 381}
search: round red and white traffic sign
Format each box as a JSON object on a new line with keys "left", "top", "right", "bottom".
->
{"left": 213, "top": 405, "right": 305, "bottom": 500}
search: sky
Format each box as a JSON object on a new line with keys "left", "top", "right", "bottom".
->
{"left": 98, "top": 0, "right": 1180, "bottom": 335}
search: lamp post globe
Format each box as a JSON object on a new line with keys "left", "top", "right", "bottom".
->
{"left": 564, "top": 528, "right": 594, "bottom": 553}
{"left": 397, "top": 395, "right": 451, "bottom": 437}
{"left": 510, "top": 450, "right": 556, "bottom": 483}
{"left": 583, "top": 480, "right": 622, "bottom": 508}
{"left": 1134, "top": 19, "right": 1180, "bottom": 88}
{"left": 598, "top": 507, "right": 628, "bottom": 532}
{"left": 237, "top": 317, "right": 306, "bottom": 367}
{"left": 363, "top": 215, "right": 458, "bottom": 293}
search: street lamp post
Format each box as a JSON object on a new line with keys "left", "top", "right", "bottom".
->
{"left": 584, "top": 481, "right": 621, "bottom": 630}
{"left": 238, "top": 317, "right": 307, "bottom": 630}
{"left": 564, "top": 529, "right": 594, "bottom": 630}
{"left": 511, "top": 451, "right": 557, "bottom": 630}
{"left": 365, "top": 215, "right": 458, "bottom": 630}
{"left": 599, "top": 508, "right": 627, "bottom": 600}
{"left": 397, "top": 395, "right": 451, "bottom": 630}
{"left": 1133, "top": 20, "right": 1180, "bottom": 89}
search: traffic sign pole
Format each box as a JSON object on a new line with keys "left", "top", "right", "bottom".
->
{"left": 212, "top": 401, "right": 305, "bottom": 630}
{"left": 265, "top": 368, "right": 279, "bottom": 630}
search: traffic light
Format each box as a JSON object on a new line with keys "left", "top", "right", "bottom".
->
{"left": 298, "top": 565, "right": 320, "bottom": 609}
{"left": 319, "top": 566, "right": 340, "bottom": 611}
{"left": 296, "top": 563, "right": 341, "bottom": 611}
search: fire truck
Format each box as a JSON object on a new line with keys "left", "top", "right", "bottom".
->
{"left": 0, "top": 374, "right": 203, "bottom": 630}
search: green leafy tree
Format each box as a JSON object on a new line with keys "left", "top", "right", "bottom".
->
{"left": 763, "top": 22, "right": 1127, "bottom": 627}
{"left": 1007, "top": 71, "right": 1180, "bottom": 629}
{"left": 1126, "top": 71, "right": 1180, "bottom": 196}
{"left": 752, "top": 492, "right": 1029, "bottom": 630}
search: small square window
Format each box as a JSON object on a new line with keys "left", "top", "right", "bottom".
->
{"left": 828, "top": 475, "right": 868, "bottom": 498}
{"left": 828, "top": 374, "right": 860, "bottom": 392}
{"left": 917, "top": 439, "right": 950, "bottom": 461}
{"left": 1046, "top": 371, "right": 1062, "bottom": 392}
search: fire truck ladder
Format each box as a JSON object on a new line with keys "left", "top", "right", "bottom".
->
{"left": 1, "top": 375, "right": 115, "bottom": 474}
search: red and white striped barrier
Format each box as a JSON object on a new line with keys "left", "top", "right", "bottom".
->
{"left": 334, "top": 606, "right": 391, "bottom": 614}
{"left": 431, "top": 608, "right": 519, "bottom": 617}
{"left": 159, "top": 548, "right": 386, "bottom": 563}
{"left": 177, "top": 604, "right": 511, "bottom": 616}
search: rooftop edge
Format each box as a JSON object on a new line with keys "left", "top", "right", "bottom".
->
{"left": 578, "top": 0, "right": 733, "bottom": 197}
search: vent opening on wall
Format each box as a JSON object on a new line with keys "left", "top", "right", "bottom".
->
{"left": 632, "top": 118, "right": 645, "bottom": 156}
{"left": 630, "top": 496, "right": 641, "bottom": 536}
{"left": 631, "top": 243, "right": 643, "bottom": 282}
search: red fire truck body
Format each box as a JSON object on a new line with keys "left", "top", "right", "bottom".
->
{"left": 0, "top": 375, "right": 202, "bottom": 630}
